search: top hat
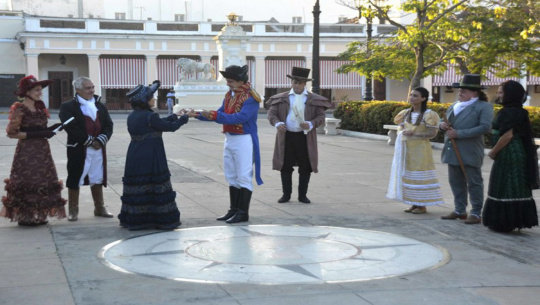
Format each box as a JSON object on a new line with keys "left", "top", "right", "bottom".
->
{"left": 452, "top": 74, "right": 486, "bottom": 90}
{"left": 219, "top": 65, "right": 249, "bottom": 82}
{"left": 287, "top": 67, "right": 313, "bottom": 82}
{"left": 14, "top": 75, "right": 53, "bottom": 97}
{"left": 127, "top": 80, "right": 161, "bottom": 104}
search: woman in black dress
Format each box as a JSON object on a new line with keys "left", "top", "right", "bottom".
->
{"left": 118, "top": 80, "right": 197, "bottom": 230}
{"left": 482, "top": 80, "right": 539, "bottom": 232}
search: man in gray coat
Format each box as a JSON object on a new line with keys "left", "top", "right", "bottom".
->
{"left": 267, "top": 67, "right": 332, "bottom": 204}
{"left": 440, "top": 74, "right": 494, "bottom": 224}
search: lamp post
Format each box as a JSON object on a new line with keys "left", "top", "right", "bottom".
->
{"left": 355, "top": 0, "right": 373, "bottom": 101}
{"left": 312, "top": 0, "right": 321, "bottom": 95}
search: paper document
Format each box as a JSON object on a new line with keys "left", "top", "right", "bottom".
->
{"left": 54, "top": 117, "right": 74, "bottom": 132}
{"left": 292, "top": 106, "right": 308, "bottom": 135}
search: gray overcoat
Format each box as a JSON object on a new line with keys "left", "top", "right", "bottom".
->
{"left": 441, "top": 100, "right": 494, "bottom": 168}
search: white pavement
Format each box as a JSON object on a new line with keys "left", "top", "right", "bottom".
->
{"left": 0, "top": 112, "right": 539, "bottom": 305}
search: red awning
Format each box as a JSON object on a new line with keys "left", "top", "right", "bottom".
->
{"left": 99, "top": 58, "right": 146, "bottom": 89}
{"left": 528, "top": 75, "right": 540, "bottom": 85}
{"left": 433, "top": 63, "right": 520, "bottom": 87}
{"left": 157, "top": 58, "right": 180, "bottom": 88}
{"left": 265, "top": 59, "right": 306, "bottom": 88}
{"left": 320, "top": 60, "right": 362, "bottom": 89}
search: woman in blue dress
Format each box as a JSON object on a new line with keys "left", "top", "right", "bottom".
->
{"left": 118, "top": 80, "right": 197, "bottom": 230}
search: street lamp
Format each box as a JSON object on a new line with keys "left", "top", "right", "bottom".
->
{"left": 312, "top": 0, "right": 321, "bottom": 95}
{"left": 354, "top": 0, "right": 376, "bottom": 101}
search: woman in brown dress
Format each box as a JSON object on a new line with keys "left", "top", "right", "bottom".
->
{"left": 1, "top": 75, "right": 67, "bottom": 226}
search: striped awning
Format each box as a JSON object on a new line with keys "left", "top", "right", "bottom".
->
{"left": 100, "top": 58, "right": 146, "bottom": 89}
{"left": 527, "top": 74, "right": 540, "bottom": 85}
{"left": 320, "top": 60, "right": 362, "bottom": 89}
{"left": 265, "top": 59, "right": 306, "bottom": 88}
{"left": 433, "top": 63, "right": 520, "bottom": 87}
{"left": 157, "top": 58, "right": 180, "bottom": 88}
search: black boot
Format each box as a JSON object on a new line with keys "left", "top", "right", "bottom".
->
{"left": 226, "top": 188, "right": 252, "bottom": 224}
{"left": 298, "top": 173, "right": 311, "bottom": 204}
{"left": 217, "top": 186, "right": 240, "bottom": 221}
{"left": 278, "top": 171, "right": 293, "bottom": 203}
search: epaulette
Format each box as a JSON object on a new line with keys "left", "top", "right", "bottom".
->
{"left": 250, "top": 89, "right": 262, "bottom": 103}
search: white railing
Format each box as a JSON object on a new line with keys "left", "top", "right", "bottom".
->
{"left": 24, "top": 16, "right": 396, "bottom": 38}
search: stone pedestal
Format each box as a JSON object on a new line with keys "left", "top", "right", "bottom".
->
{"left": 214, "top": 25, "right": 251, "bottom": 79}
{"left": 173, "top": 80, "right": 229, "bottom": 110}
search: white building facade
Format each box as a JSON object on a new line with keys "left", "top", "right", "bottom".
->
{"left": 0, "top": 0, "right": 538, "bottom": 108}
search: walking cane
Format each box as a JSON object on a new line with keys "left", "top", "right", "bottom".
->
{"left": 444, "top": 114, "right": 467, "bottom": 181}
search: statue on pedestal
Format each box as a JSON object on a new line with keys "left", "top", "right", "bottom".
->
{"left": 177, "top": 58, "right": 216, "bottom": 81}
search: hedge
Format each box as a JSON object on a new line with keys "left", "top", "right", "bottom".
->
{"left": 333, "top": 100, "right": 540, "bottom": 145}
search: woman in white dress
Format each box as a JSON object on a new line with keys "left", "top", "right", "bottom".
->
{"left": 387, "top": 87, "right": 444, "bottom": 214}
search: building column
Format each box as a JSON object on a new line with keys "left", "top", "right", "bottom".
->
{"left": 146, "top": 55, "right": 157, "bottom": 85}
{"left": 88, "top": 54, "right": 101, "bottom": 96}
{"left": 254, "top": 56, "right": 265, "bottom": 101}
{"left": 421, "top": 75, "right": 433, "bottom": 101}
{"left": 25, "top": 53, "right": 39, "bottom": 77}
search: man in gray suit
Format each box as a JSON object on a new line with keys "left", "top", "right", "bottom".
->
{"left": 440, "top": 74, "right": 494, "bottom": 224}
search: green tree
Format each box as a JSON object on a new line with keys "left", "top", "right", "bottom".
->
{"left": 443, "top": 0, "right": 540, "bottom": 78}
{"left": 337, "top": 0, "right": 539, "bottom": 93}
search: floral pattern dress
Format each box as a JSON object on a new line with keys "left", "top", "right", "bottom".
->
{"left": 1, "top": 102, "right": 66, "bottom": 224}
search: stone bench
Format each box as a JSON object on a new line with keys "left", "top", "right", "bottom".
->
{"left": 325, "top": 118, "right": 341, "bottom": 135}
{"left": 383, "top": 124, "right": 399, "bottom": 145}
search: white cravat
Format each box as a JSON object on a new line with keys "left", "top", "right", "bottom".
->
{"left": 285, "top": 89, "right": 307, "bottom": 132}
{"left": 77, "top": 95, "right": 97, "bottom": 121}
{"left": 453, "top": 97, "right": 478, "bottom": 116}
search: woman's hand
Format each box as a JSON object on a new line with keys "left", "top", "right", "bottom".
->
{"left": 402, "top": 130, "right": 414, "bottom": 136}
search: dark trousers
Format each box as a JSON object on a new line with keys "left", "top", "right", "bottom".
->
{"left": 282, "top": 131, "right": 312, "bottom": 174}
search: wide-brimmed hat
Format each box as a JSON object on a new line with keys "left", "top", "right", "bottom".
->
{"left": 14, "top": 75, "right": 53, "bottom": 97}
{"left": 286, "top": 67, "right": 313, "bottom": 82}
{"left": 452, "top": 74, "right": 486, "bottom": 90}
{"left": 219, "top": 65, "right": 249, "bottom": 82}
{"left": 127, "top": 80, "right": 161, "bottom": 103}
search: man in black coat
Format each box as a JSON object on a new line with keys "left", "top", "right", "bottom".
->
{"left": 59, "top": 76, "right": 114, "bottom": 221}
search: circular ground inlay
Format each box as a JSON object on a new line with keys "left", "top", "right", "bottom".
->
{"left": 98, "top": 225, "right": 449, "bottom": 284}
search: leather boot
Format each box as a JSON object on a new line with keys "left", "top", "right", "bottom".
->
{"left": 298, "top": 173, "right": 311, "bottom": 204}
{"left": 226, "top": 188, "right": 251, "bottom": 224}
{"left": 217, "top": 186, "right": 241, "bottom": 221}
{"left": 277, "top": 171, "right": 292, "bottom": 203}
{"left": 68, "top": 188, "right": 79, "bottom": 221}
{"left": 91, "top": 184, "right": 114, "bottom": 218}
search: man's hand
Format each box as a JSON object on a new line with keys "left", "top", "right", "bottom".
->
{"left": 92, "top": 140, "right": 102, "bottom": 150}
{"left": 440, "top": 122, "right": 450, "bottom": 131}
{"left": 277, "top": 124, "right": 287, "bottom": 133}
{"left": 300, "top": 122, "right": 310, "bottom": 130}
{"left": 446, "top": 128, "right": 458, "bottom": 139}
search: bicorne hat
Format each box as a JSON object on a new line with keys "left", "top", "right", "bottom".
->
{"left": 14, "top": 75, "right": 53, "bottom": 97}
{"left": 127, "top": 80, "right": 161, "bottom": 103}
{"left": 452, "top": 74, "right": 486, "bottom": 90}
{"left": 287, "top": 67, "right": 313, "bottom": 82}
{"left": 219, "top": 65, "right": 249, "bottom": 82}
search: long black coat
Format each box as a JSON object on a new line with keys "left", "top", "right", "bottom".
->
{"left": 58, "top": 95, "right": 113, "bottom": 190}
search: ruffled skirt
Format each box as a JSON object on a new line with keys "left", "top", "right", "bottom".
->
{"left": 118, "top": 172, "right": 180, "bottom": 230}
{"left": 482, "top": 138, "right": 538, "bottom": 232}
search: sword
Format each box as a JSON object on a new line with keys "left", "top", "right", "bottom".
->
{"left": 444, "top": 114, "right": 467, "bottom": 181}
